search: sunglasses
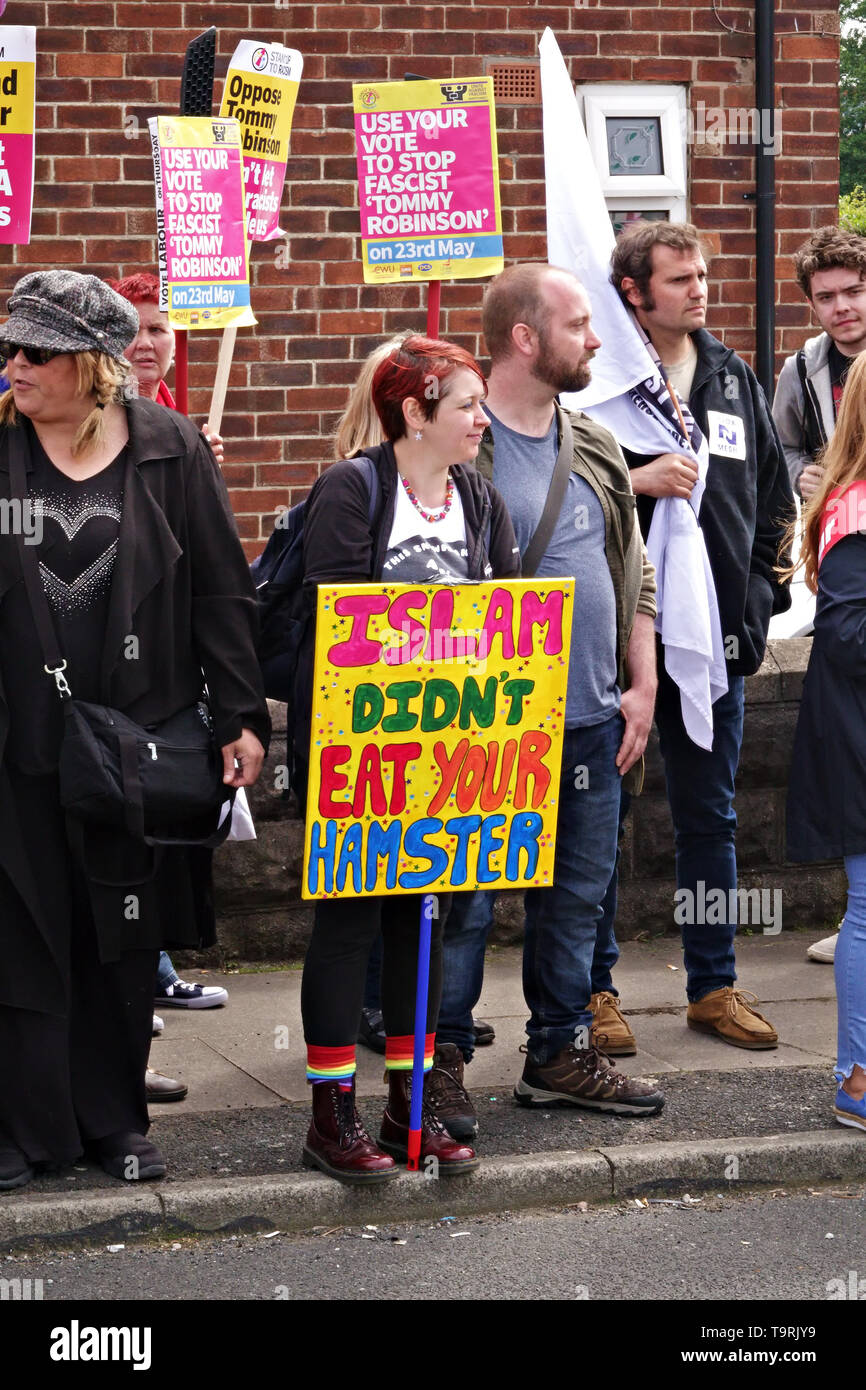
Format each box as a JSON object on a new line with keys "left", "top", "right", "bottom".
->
{"left": 0, "top": 342, "right": 64, "bottom": 367}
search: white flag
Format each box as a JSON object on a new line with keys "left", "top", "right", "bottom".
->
{"left": 539, "top": 27, "right": 726, "bottom": 747}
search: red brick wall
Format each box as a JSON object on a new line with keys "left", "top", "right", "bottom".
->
{"left": 1, "top": 1, "right": 839, "bottom": 555}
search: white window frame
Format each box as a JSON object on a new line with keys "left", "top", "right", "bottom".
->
{"left": 576, "top": 83, "right": 688, "bottom": 223}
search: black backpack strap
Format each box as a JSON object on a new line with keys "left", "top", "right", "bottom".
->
{"left": 521, "top": 403, "right": 573, "bottom": 578}
{"left": 351, "top": 452, "right": 380, "bottom": 523}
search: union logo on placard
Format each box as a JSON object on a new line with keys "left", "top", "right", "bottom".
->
{"left": 252, "top": 47, "right": 268, "bottom": 71}
{"left": 418, "top": 262, "right": 433, "bottom": 271}
{"left": 359, "top": 88, "right": 378, "bottom": 108}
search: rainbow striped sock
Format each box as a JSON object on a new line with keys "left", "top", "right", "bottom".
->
{"left": 306, "top": 1043, "right": 356, "bottom": 1085}
{"left": 385, "top": 1033, "right": 435, "bottom": 1073}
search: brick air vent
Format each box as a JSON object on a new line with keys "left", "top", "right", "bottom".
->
{"left": 488, "top": 63, "right": 540, "bottom": 105}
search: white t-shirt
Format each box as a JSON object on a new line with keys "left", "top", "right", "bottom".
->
{"left": 663, "top": 337, "right": 698, "bottom": 405}
{"left": 381, "top": 478, "right": 469, "bottom": 584}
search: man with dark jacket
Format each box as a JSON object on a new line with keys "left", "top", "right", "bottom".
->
{"left": 608, "top": 220, "right": 795, "bottom": 1048}
{"left": 432, "top": 263, "right": 664, "bottom": 1139}
{"left": 773, "top": 226, "right": 866, "bottom": 501}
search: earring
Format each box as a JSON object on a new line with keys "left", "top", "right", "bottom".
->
{"left": 414, "top": 430, "right": 423, "bottom": 441}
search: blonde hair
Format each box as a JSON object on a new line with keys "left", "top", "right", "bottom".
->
{"left": 333, "top": 335, "right": 416, "bottom": 460}
{"left": 785, "top": 349, "right": 866, "bottom": 593}
{"left": 0, "top": 350, "right": 129, "bottom": 456}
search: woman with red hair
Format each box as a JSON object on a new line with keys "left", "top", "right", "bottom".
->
{"left": 106, "top": 274, "right": 223, "bottom": 463}
{"left": 298, "top": 334, "right": 520, "bottom": 1184}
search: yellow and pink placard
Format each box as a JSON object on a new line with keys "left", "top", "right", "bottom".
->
{"left": 352, "top": 76, "right": 504, "bottom": 285}
{"left": 148, "top": 115, "right": 255, "bottom": 331}
{"left": 218, "top": 39, "right": 303, "bottom": 242}
{"left": 303, "top": 580, "right": 573, "bottom": 900}
{"left": 0, "top": 26, "right": 35, "bottom": 244}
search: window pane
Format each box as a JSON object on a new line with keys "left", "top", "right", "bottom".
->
{"left": 605, "top": 117, "right": 664, "bottom": 177}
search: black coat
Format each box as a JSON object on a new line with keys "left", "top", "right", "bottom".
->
{"left": 787, "top": 533, "right": 866, "bottom": 863}
{"left": 625, "top": 328, "right": 795, "bottom": 676}
{"left": 0, "top": 399, "right": 270, "bottom": 1014}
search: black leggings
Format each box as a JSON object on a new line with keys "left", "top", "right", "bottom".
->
{"left": 301, "top": 894, "right": 444, "bottom": 1046}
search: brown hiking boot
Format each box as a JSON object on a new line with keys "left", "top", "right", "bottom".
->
{"left": 427, "top": 1043, "right": 478, "bottom": 1141}
{"left": 513, "top": 1043, "right": 664, "bottom": 1115}
{"left": 589, "top": 991, "right": 637, "bottom": 1056}
{"left": 686, "top": 987, "right": 778, "bottom": 1050}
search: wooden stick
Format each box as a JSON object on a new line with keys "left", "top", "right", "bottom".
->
{"left": 206, "top": 325, "right": 237, "bottom": 440}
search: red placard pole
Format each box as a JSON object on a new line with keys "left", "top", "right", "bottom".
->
{"left": 426, "top": 280, "right": 442, "bottom": 339}
{"left": 174, "top": 332, "right": 189, "bottom": 416}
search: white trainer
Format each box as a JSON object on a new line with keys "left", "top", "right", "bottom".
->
{"left": 807, "top": 929, "right": 840, "bottom": 964}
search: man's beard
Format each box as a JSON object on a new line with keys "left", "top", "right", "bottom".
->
{"left": 532, "top": 338, "right": 593, "bottom": 394}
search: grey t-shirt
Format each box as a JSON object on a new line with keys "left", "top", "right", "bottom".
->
{"left": 487, "top": 408, "right": 620, "bottom": 728}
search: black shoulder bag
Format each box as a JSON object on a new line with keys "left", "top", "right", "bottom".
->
{"left": 10, "top": 432, "right": 234, "bottom": 866}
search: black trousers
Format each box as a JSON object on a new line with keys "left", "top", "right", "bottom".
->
{"left": 301, "top": 894, "right": 444, "bottom": 1047}
{"left": 0, "top": 772, "right": 158, "bottom": 1166}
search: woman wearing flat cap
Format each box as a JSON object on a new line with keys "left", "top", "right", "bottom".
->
{"left": 0, "top": 270, "right": 269, "bottom": 1188}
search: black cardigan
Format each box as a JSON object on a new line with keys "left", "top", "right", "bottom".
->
{"left": 0, "top": 398, "right": 270, "bottom": 1009}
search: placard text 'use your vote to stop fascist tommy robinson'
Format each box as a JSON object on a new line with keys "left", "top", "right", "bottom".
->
{"left": 303, "top": 579, "right": 574, "bottom": 900}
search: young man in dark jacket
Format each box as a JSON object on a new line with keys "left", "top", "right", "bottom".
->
{"left": 773, "top": 226, "right": 866, "bottom": 501}
{"left": 609, "top": 220, "right": 795, "bottom": 1049}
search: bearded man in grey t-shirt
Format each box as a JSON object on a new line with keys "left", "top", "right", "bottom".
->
{"left": 429, "top": 264, "right": 664, "bottom": 1138}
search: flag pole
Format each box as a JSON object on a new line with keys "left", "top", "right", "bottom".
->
{"left": 174, "top": 27, "right": 217, "bottom": 418}
{"left": 407, "top": 894, "right": 434, "bottom": 1171}
{"left": 426, "top": 280, "right": 442, "bottom": 339}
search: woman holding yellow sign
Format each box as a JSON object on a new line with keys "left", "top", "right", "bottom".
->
{"left": 299, "top": 335, "right": 519, "bottom": 1184}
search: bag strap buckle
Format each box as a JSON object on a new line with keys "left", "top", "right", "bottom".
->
{"left": 44, "top": 660, "right": 72, "bottom": 699}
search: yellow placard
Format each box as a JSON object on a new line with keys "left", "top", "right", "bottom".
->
{"left": 303, "top": 580, "right": 573, "bottom": 900}
{"left": 353, "top": 77, "right": 504, "bottom": 285}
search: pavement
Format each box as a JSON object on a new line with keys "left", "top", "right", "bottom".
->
{"left": 3, "top": 929, "right": 866, "bottom": 1249}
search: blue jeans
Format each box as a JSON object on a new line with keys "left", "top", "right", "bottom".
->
{"left": 438, "top": 713, "right": 625, "bottom": 1064}
{"left": 156, "top": 951, "right": 178, "bottom": 992}
{"left": 837, "top": 856, "right": 866, "bottom": 1085}
{"left": 655, "top": 662, "right": 745, "bottom": 1002}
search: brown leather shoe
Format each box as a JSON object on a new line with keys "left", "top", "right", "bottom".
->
{"left": 380, "top": 1070, "right": 479, "bottom": 1174}
{"left": 686, "top": 987, "right": 778, "bottom": 1050}
{"left": 145, "top": 1067, "right": 188, "bottom": 1103}
{"left": 589, "top": 991, "right": 637, "bottom": 1056}
{"left": 303, "top": 1080, "right": 399, "bottom": 1185}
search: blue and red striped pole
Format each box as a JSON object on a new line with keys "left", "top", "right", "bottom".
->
{"left": 407, "top": 893, "right": 434, "bottom": 1171}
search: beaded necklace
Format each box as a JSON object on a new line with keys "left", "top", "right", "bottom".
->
{"left": 399, "top": 470, "right": 454, "bottom": 524}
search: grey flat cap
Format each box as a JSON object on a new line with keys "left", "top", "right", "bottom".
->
{"left": 3, "top": 271, "right": 140, "bottom": 363}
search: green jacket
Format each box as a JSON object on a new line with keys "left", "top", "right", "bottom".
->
{"left": 475, "top": 401, "right": 657, "bottom": 791}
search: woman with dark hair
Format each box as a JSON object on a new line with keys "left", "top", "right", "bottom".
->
{"left": 298, "top": 334, "right": 520, "bottom": 1184}
{"left": 787, "top": 348, "right": 866, "bottom": 1133}
{"left": 0, "top": 270, "right": 268, "bottom": 1188}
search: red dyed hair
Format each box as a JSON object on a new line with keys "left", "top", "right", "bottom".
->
{"left": 370, "top": 334, "right": 485, "bottom": 442}
{"left": 106, "top": 272, "right": 160, "bottom": 306}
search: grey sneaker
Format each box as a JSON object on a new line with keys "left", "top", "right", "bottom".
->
{"left": 427, "top": 1043, "right": 478, "bottom": 1140}
{"left": 514, "top": 1043, "right": 664, "bottom": 1116}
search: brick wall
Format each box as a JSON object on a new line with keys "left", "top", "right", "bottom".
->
{"left": 1, "top": 1, "right": 839, "bottom": 554}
